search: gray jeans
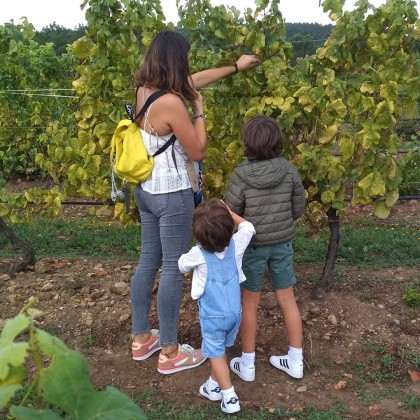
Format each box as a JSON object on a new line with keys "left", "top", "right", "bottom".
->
{"left": 131, "top": 185, "right": 194, "bottom": 346}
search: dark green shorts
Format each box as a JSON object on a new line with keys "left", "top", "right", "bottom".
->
{"left": 241, "top": 242, "right": 296, "bottom": 292}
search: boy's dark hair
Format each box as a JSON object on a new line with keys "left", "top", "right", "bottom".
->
{"left": 243, "top": 116, "right": 284, "bottom": 160}
{"left": 192, "top": 199, "right": 235, "bottom": 253}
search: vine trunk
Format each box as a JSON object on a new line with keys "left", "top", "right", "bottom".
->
{"left": 311, "top": 209, "right": 340, "bottom": 300}
{"left": 0, "top": 216, "right": 35, "bottom": 276}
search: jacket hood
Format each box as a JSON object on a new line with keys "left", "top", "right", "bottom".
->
{"left": 235, "top": 157, "right": 290, "bottom": 189}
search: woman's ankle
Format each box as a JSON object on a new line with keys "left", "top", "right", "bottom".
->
{"left": 161, "top": 344, "right": 178, "bottom": 358}
{"left": 132, "top": 332, "right": 151, "bottom": 344}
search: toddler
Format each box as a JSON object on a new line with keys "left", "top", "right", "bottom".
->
{"left": 178, "top": 199, "right": 255, "bottom": 414}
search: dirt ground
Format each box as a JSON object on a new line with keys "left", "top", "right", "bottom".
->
{"left": 1, "top": 201, "right": 419, "bottom": 419}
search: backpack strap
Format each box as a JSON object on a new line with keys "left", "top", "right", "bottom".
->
{"left": 153, "top": 134, "right": 176, "bottom": 157}
{"left": 132, "top": 89, "right": 167, "bottom": 123}
{"left": 133, "top": 88, "right": 179, "bottom": 173}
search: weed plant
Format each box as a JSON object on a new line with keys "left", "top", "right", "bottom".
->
{"left": 362, "top": 342, "right": 420, "bottom": 384}
{"left": 402, "top": 395, "right": 420, "bottom": 410}
{"left": 403, "top": 287, "right": 420, "bottom": 307}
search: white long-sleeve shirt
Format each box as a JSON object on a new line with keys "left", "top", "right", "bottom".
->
{"left": 178, "top": 221, "right": 256, "bottom": 300}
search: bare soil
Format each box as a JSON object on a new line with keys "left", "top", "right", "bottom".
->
{"left": 1, "top": 200, "right": 419, "bottom": 419}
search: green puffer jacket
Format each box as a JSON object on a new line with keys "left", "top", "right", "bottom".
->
{"left": 225, "top": 157, "right": 305, "bottom": 246}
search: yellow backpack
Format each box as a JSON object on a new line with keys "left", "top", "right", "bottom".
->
{"left": 110, "top": 90, "right": 176, "bottom": 205}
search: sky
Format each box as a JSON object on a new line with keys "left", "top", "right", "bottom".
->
{"left": 3, "top": 0, "right": 412, "bottom": 30}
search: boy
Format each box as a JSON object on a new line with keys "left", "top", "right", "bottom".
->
{"left": 178, "top": 199, "right": 255, "bottom": 414}
{"left": 224, "top": 116, "right": 306, "bottom": 381}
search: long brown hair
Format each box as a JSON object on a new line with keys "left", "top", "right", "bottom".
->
{"left": 135, "top": 30, "right": 197, "bottom": 103}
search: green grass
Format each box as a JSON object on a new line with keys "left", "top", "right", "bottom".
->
{"left": 402, "top": 395, "right": 420, "bottom": 410}
{"left": 352, "top": 342, "right": 420, "bottom": 384}
{"left": 1, "top": 216, "right": 418, "bottom": 268}
{"left": 135, "top": 389, "right": 349, "bottom": 419}
{"left": 0, "top": 218, "right": 141, "bottom": 260}
{"left": 294, "top": 220, "right": 419, "bottom": 268}
{"left": 356, "top": 386, "right": 404, "bottom": 406}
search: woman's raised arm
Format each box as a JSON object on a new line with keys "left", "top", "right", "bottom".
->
{"left": 190, "top": 54, "right": 261, "bottom": 90}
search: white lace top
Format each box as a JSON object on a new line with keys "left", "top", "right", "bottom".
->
{"left": 140, "top": 105, "right": 191, "bottom": 194}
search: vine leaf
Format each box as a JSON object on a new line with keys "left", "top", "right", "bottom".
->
{"left": 0, "top": 315, "right": 30, "bottom": 409}
{"left": 42, "top": 351, "right": 146, "bottom": 419}
{"left": 0, "top": 315, "right": 30, "bottom": 381}
{"left": 10, "top": 406, "right": 63, "bottom": 420}
{"left": 34, "top": 328, "right": 70, "bottom": 358}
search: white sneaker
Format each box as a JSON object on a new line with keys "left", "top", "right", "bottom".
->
{"left": 221, "top": 395, "right": 240, "bottom": 414}
{"left": 230, "top": 356, "right": 255, "bottom": 382}
{"left": 199, "top": 380, "right": 222, "bottom": 401}
{"left": 269, "top": 354, "right": 303, "bottom": 379}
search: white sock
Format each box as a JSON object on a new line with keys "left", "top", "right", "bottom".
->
{"left": 288, "top": 346, "right": 303, "bottom": 363}
{"left": 241, "top": 352, "right": 255, "bottom": 367}
{"left": 221, "top": 386, "right": 236, "bottom": 401}
{"left": 208, "top": 376, "right": 219, "bottom": 388}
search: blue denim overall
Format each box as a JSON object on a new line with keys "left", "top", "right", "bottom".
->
{"left": 199, "top": 239, "right": 242, "bottom": 358}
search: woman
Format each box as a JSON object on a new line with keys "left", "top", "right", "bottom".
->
{"left": 130, "top": 30, "right": 260, "bottom": 375}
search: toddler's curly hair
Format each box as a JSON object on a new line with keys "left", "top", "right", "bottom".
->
{"left": 192, "top": 199, "right": 234, "bottom": 253}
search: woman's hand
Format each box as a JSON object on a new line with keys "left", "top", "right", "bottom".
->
{"left": 192, "top": 90, "right": 204, "bottom": 115}
{"left": 235, "top": 54, "right": 261, "bottom": 71}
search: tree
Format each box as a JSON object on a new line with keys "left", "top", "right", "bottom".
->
{"left": 288, "top": 32, "right": 316, "bottom": 64}
{"left": 286, "top": 23, "right": 333, "bottom": 63}
{"left": 34, "top": 22, "right": 87, "bottom": 55}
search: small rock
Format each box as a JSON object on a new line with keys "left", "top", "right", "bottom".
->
{"left": 63, "top": 279, "right": 83, "bottom": 290}
{"left": 34, "top": 259, "right": 53, "bottom": 274}
{"left": 80, "top": 286, "right": 92, "bottom": 295}
{"left": 0, "top": 274, "right": 11, "bottom": 281}
{"left": 334, "top": 380, "right": 347, "bottom": 390}
{"left": 111, "top": 282, "right": 130, "bottom": 295}
{"left": 368, "top": 404, "right": 380, "bottom": 417}
{"left": 81, "top": 312, "right": 93, "bottom": 327}
{"left": 41, "top": 282, "right": 54, "bottom": 292}
{"left": 7, "top": 294, "right": 16, "bottom": 303}
{"left": 309, "top": 307, "right": 321, "bottom": 315}
{"left": 296, "top": 386, "right": 307, "bottom": 393}
{"left": 340, "top": 320, "right": 347, "bottom": 327}
{"left": 91, "top": 290, "right": 104, "bottom": 300}
{"left": 378, "top": 304, "right": 385, "bottom": 309}
{"left": 328, "top": 314, "right": 338, "bottom": 325}
{"left": 119, "top": 314, "right": 130, "bottom": 322}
